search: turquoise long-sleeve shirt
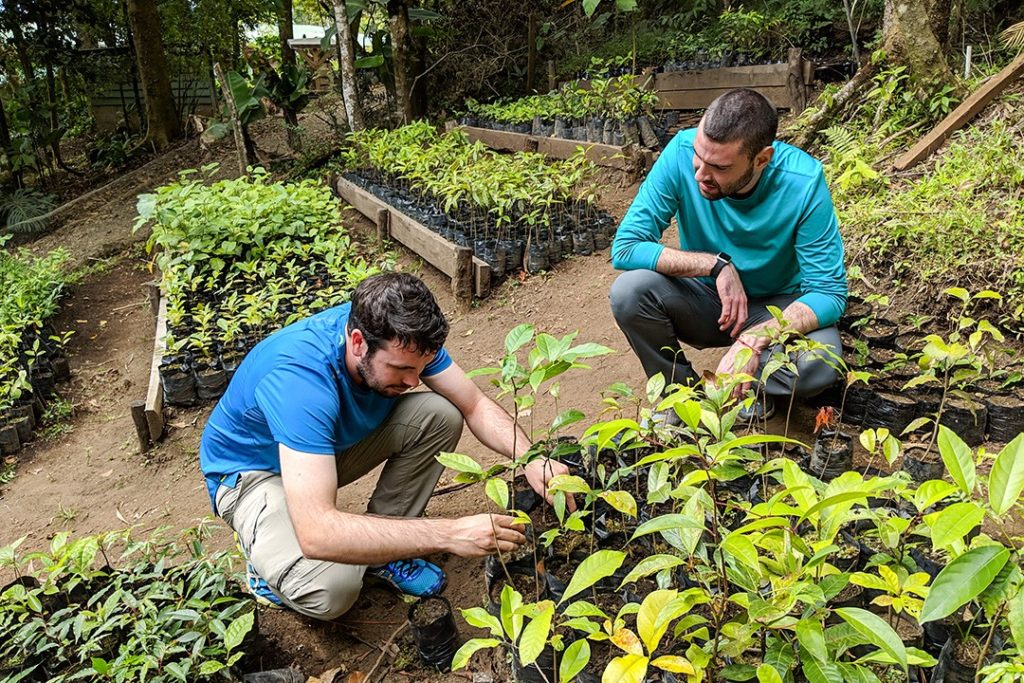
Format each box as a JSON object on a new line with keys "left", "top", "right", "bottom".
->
{"left": 611, "top": 129, "right": 847, "bottom": 328}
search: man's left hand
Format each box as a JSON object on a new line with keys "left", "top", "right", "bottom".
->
{"left": 524, "top": 458, "right": 577, "bottom": 512}
{"left": 715, "top": 338, "right": 761, "bottom": 398}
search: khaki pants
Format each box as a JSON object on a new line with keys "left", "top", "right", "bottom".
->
{"left": 214, "top": 392, "right": 464, "bottom": 620}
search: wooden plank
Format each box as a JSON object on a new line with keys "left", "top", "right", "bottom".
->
{"left": 894, "top": 51, "right": 1024, "bottom": 171}
{"left": 536, "top": 136, "right": 631, "bottom": 169}
{"left": 388, "top": 211, "right": 460, "bottom": 277}
{"left": 474, "top": 260, "right": 491, "bottom": 298}
{"left": 459, "top": 126, "right": 538, "bottom": 153}
{"left": 655, "top": 85, "right": 792, "bottom": 111}
{"left": 452, "top": 246, "right": 473, "bottom": 307}
{"left": 375, "top": 207, "right": 389, "bottom": 242}
{"left": 131, "top": 400, "right": 151, "bottom": 453}
{"left": 787, "top": 48, "right": 808, "bottom": 112}
{"left": 144, "top": 294, "right": 167, "bottom": 443}
{"left": 653, "top": 63, "right": 790, "bottom": 91}
{"left": 336, "top": 176, "right": 390, "bottom": 222}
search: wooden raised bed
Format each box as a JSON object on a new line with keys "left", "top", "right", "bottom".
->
{"left": 133, "top": 289, "right": 166, "bottom": 452}
{"left": 336, "top": 176, "right": 491, "bottom": 305}
{"left": 454, "top": 124, "right": 649, "bottom": 171}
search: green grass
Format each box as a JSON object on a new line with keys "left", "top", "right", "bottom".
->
{"left": 39, "top": 396, "right": 74, "bottom": 440}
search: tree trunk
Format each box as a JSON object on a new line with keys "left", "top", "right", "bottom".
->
{"left": 331, "top": 0, "right": 365, "bottom": 130}
{"left": 0, "top": 90, "right": 21, "bottom": 187}
{"left": 929, "top": 0, "right": 953, "bottom": 53}
{"left": 126, "top": 0, "right": 181, "bottom": 149}
{"left": 882, "top": 0, "right": 953, "bottom": 86}
{"left": 526, "top": 12, "right": 537, "bottom": 93}
{"left": 387, "top": 0, "right": 414, "bottom": 124}
{"left": 278, "top": 0, "right": 295, "bottom": 66}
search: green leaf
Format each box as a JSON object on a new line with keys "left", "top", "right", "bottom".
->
{"left": 757, "top": 663, "right": 784, "bottom": 683}
{"left": 198, "top": 660, "right": 225, "bottom": 675}
{"left": 603, "top": 654, "right": 648, "bottom": 683}
{"left": 505, "top": 324, "right": 535, "bottom": 354}
{"left": 630, "top": 514, "right": 703, "bottom": 543}
{"left": 1009, "top": 590, "right": 1024, "bottom": 651}
{"left": 91, "top": 658, "right": 109, "bottom": 675}
{"left": 637, "top": 589, "right": 677, "bottom": 653}
{"left": 462, "top": 607, "right": 504, "bottom": 637}
{"left": 801, "top": 650, "right": 843, "bottom": 683}
{"left": 551, "top": 409, "right": 586, "bottom": 432}
{"left": 798, "top": 490, "right": 869, "bottom": 523}
{"left": 619, "top": 555, "right": 685, "bottom": 588}
{"left": 796, "top": 619, "right": 828, "bottom": 663}
{"left": 451, "top": 638, "right": 501, "bottom": 670}
{"left": 565, "top": 342, "right": 614, "bottom": 360}
{"left": 547, "top": 474, "right": 591, "bottom": 495}
{"left": 646, "top": 373, "right": 666, "bottom": 404}
{"left": 835, "top": 608, "right": 906, "bottom": 670}
{"left": 436, "top": 452, "right": 484, "bottom": 475}
{"left": 721, "top": 534, "right": 760, "bottom": 573}
{"left": 500, "top": 584, "right": 524, "bottom": 642}
{"left": 919, "top": 545, "right": 1011, "bottom": 623}
{"left": 485, "top": 477, "right": 510, "bottom": 510}
{"left": 927, "top": 501, "right": 983, "bottom": 548}
{"left": 518, "top": 601, "right": 554, "bottom": 665}
{"left": 937, "top": 426, "right": 976, "bottom": 495}
{"left": 354, "top": 54, "right": 385, "bottom": 69}
{"left": 559, "top": 639, "right": 591, "bottom": 682}
{"left": 599, "top": 490, "right": 637, "bottom": 517}
{"left": 988, "top": 433, "right": 1024, "bottom": 516}
{"left": 223, "top": 610, "right": 254, "bottom": 651}
{"left": 582, "top": 0, "right": 602, "bottom": 17}
{"left": 559, "top": 549, "right": 626, "bottom": 604}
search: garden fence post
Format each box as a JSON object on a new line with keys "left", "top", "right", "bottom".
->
{"left": 452, "top": 246, "right": 473, "bottom": 310}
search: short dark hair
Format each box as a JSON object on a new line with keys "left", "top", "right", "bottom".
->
{"left": 347, "top": 272, "right": 449, "bottom": 355}
{"left": 702, "top": 88, "right": 778, "bottom": 159}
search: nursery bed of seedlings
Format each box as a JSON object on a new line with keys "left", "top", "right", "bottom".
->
{"left": 339, "top": 123, "right": 617, "bottom": 280}
{"left": 0, "top": 248, "right": 73, "bottom": 456}
{"left": 821, "top": 291, "right": 1024, "bottom": 450}
{"left": 134, "top": 166, "right": 387, "bottom": 407}
{"left": 459, "top": 75, "right": 670, "bottom": 149}
{"left": 441, "top": 326, "right": 1024, "bottom": 683}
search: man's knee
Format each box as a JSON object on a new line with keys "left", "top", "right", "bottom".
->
{"left": 609, "top": 270, "right": 665, "bottom": 324}
{"left": 281, "top": 563, "right": 364, "bottom": 621}
{"left": 414, "top": 392, "right": 464, "bottom": 445}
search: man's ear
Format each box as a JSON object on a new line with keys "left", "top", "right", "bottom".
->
{"left": 754, "top": 145, "right": 774, "bottom": 171}
{"left": 348, "top": 328, "right": 368, "bottom": 359}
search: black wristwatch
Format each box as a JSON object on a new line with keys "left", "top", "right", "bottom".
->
{"left": 710, "top": 252, "right": 732, "bottom": 279}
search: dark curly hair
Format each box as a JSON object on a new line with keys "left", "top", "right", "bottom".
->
{"left": 703, "top": 88, "right": 779, "bottom": 159}
{"left": 346, "top": 273, "right": 449, "bottom": 355}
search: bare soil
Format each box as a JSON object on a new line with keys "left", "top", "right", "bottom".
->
{"left": 0, "top": 115, "right": 814, "bottom": 681}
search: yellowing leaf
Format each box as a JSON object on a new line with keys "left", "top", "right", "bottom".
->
{"left": 651, "top": 655, "right": 695, "bottom": 674}
{"left": 602, "top": 654, "right": 648, "bottom": 683}
{"left": 610, "top": 627, "right": 644, "bottom": 656}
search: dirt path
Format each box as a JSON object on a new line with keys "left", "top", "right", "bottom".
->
{"left": 0, "top": 132, "right": 799, "bottom": 680}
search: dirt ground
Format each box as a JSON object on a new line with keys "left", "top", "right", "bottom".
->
{"left": 0, "top": 112, "right": 816, "bottom": 682}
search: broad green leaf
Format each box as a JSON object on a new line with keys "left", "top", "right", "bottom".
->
{"left": 436, "top": 452, "right": 483, "bottom": 475}
{"left": 600, "top": 490, "right": 637, "bottom": 517}
{"left": 582, "top": 0, "right": 601, "bottom": 17}
{"left": 646, "top": 373, "right": 666, "bottom": 403}
{"left": 451, "top": 638, "right": 500, "bottom": 670}
{"left": 912, "top": 480, "right": 958, "bottom": 511}
{"left": 552, "top": 409, "right": 586, "bottom": 432}
{"left": 547, "top": 474, "right": 591, "bottom": 495}
{"left": 618, "top": 555, "right": 684, "bottom": 588}
{"left": 798, "top": 490, "right": 869, "bottom": 523}
{"left": 560, "top": 550, "right": 626, "bottom": 604}
{"left": 565, "top": 342, "right": 615, "bottom": 360}
{"left": 1009, "top": 590, "right": 1024, "bottom": 651}
{"left": 637, "top": 589, "right": 676, "bottom": 653}
{"left": 562, "top": 600, "right": 608, "bottom": 618}
{"left": 505, "top": 324, "right": 535, "bottom": 354}
{"left": 937, "top": 426, "right": 975, "bottom": 495}
{"left": 560, "top": 639, "right": 591, "bottom": 682}
{"left": 518, "top": 601, "right": 554, "bottom": 665}
{"left": 988, "top": 433, "right": 1024, "bottom": 515}
{"left": 920, "top": 545, "right": 1011, "bottom": 623}
{"left": 462, "top": 606, "right": 503, "bottom": 637}
{"left": 757, "top": 663, "right": 784, "bottom": 683}
{"left": 614, "top": 0, "right": 639, "bottom": 12}
{"left": 926, "top": 501, "right": 983, "bottom": 549}
{"left": 485, "top": 478, "right": 510, "bottom": 510}
{"left": 629, "top": 514, "right": 703, "bottom": 543}
{"left": 603, "top": 654, "right": 648, "bottom": 683}
{"left": 835, "top": 608, "right": 906, "bottom": 670}
{"left": 501, "top": 584, "right": 524, "bottom": 641}
{"left": 835, "top": 663, "right": 882, "bottom": 683}
{"left": 223, "top": 610, "right": 254, "bottom": 651}
{"left": 198, "top": 661, "right": 225, "bottom": 675}
{"left": 722, "top": 534, "right": 760, "bottom": 573}
{"left": 801, "top": 649, "right": 843, "bottom": 683}
{"left": 796, "top": 619, "right": 828, "bottom": 663}
{"left": 91, "top": 658, "right": 110, "bottom": 675}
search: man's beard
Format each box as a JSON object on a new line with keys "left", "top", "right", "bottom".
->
{"left": 356, "top": 353, "right": 407, "bottom": 397}
{"left": 699, "top": 162, "right": 756, "bottom": 200}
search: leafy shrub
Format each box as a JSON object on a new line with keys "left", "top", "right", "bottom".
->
{"left": 0, "top": 525, "right": 255, "bottom": 682}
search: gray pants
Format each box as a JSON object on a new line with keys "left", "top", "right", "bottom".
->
{"left": 214, "top": 392, "right": 464, "bottom": 620}
{"left": 609, "top": 270, "right": 842, "bottom": 397}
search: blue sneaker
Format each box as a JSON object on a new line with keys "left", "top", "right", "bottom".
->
{"left": 246, "top": 562, "right": 285, "bottom": 608}
{"left": 367, "top": 558, "right": 447, "bottom": 598}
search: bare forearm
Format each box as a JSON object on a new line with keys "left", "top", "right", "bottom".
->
{"left": 301, "top": 510, "right": 452, "bottom": 565}
{"left": 464, "top": 396, "right": 531, "bottom": 459}
{"left": 655, "top": 247, "right": 718, "bottom": 278}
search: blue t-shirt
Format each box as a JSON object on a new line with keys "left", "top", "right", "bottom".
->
{"left": 611, "top": 129, "right": 847, "bottom": 327}
{"left": 199, "top": 304, "right": 452, "bottom": 506}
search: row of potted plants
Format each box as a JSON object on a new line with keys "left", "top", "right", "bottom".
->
{"left": 0, "top": 247, "right": 73, "bottom": 456}
{"left": 432, "top": 325, "right": 1024, "bottom": 682}
{"left": 339, "top": 123, "right": 617, "bottom": 278}
{"left": 134, "top": 165, "right": 388, "bottom": 407}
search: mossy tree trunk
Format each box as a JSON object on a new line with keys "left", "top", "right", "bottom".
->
{"left": 331, "top": 0, "right": 365, "bottom": 130}
{"left": 388, "top": 0, "right": 414, "bottom": 124}
{"left": 278, "top": 0, "right": 295, "bottom": 67}
{"left": 126, "top": 0, "right": 181, "bottom": 149}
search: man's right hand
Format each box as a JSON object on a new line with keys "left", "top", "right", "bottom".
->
{"left": 716, "top": 264, "right": 748, "bottom": 337}
{"left": 445, "top": 513, "right": 527, "bottom": 557}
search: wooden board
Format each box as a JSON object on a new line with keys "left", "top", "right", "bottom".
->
{"left": 458, "top": 126, "right": 538, "bottom": 153}
{"left": 894, "top": 51, "right": 1024, "bottom": 171}
{"left": 460, "top": 125, "right": 644, "bottom": 170}
{"left": 655, "top": 84, "right": 794, "bottom": 111}
{"left": 144, "top": 294, "right": 166, "bottom": 443}
{"left": 335, "top": 177, "right": 491, "bottom": 300}
{"left": 654, "top": 63, "right": 791, "bottom": 91}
